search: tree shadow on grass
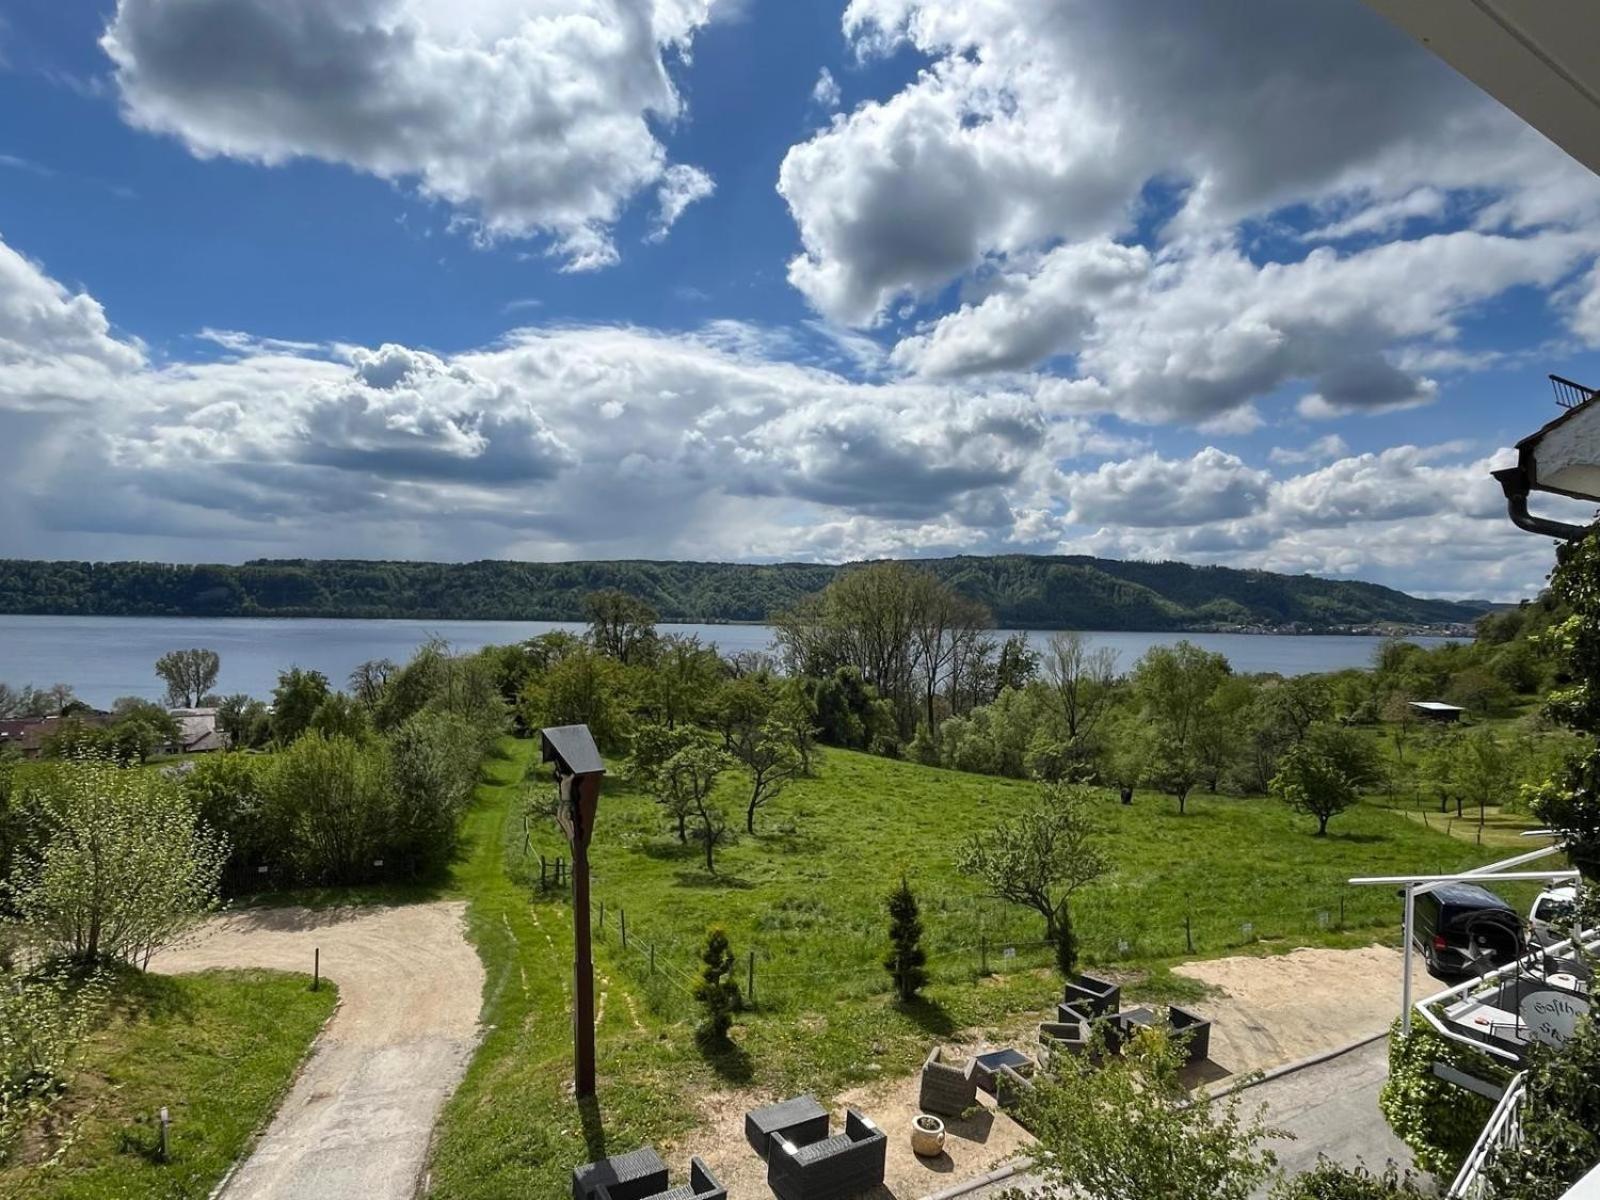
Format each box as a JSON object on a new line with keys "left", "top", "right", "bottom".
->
{"left": 897, "top": 995, "right": 957, "bottom": 1037}
{"left": 638, "top": 841, "right": 699, "bottom": 863}
{"left": 672, "top": 871, "right": 757, "bottom": 891}
{"left": 104, "top": 967, "right": 198, "bottom": 1024}
{"left": 696, "top": 1030, "right": 754, "bottom": 1085}
{"left": 1328, "top": 831, "right": 1387, "bottom": 845}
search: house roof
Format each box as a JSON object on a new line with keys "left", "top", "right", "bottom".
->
{"left": 1410, "top": 701, "right": 1467, "bottom": 713}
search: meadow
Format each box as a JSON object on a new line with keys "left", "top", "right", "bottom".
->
{"left": 0, "top": 969, "right": 335, "bottom": 1200}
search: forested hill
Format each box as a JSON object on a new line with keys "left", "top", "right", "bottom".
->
{"left": 0, "top": 556, "right": 1492, "bottom": 631}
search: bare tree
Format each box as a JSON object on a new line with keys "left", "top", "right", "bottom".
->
{"left": 1042, "top": 633, "right": 1119, "bottom": 770}
{"left": 349, "top": 658, "right": 398, "bottom": 711}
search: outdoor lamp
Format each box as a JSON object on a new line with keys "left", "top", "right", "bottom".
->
{"left": 1493, "top": 375, "right": 1600, "bottom": 540}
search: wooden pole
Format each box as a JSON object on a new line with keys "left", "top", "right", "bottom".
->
{"left": 572, "top": 835, "right": 597, "bottom": 1096}
{"left": 313, "top": 947, "right": 320, "bottom": 992}
{"left": 747, "top": 950, "right": 755, "bottom": 1006}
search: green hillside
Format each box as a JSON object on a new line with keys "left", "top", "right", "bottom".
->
{"left": 0, "top": 554, "right": 1490, "bottom": 630}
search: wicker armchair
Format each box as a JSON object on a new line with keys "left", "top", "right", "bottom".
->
{"left": 573, "top": 1148, "right": 668, "bottom": 1200}
{"left": 994, "top": 1065, "right": 1037, "bottom": 1131}
{"left": 1064, "top": 973, "right": 1120, "bottom": 1018}
{"left": 918, "top": 1046, "right": 979, "bottom": 1116}
{"left": 596, "top": 1159, "right": 726, "bottom": 1200}
{"left": 1167, "top": 1005, "right": 1213, "bottom": 1065}
{"left": 767, "top": 1110, "right": 887, "bottom": 1200}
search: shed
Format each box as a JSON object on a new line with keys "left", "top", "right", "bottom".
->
{"left": 1409, "top": 700, "right": 1466, "bottom": 723}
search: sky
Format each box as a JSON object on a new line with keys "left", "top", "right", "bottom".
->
{"left": 3, "top": 0, "right": 1600, "bottom": 601}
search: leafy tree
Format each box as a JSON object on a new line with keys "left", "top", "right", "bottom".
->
{"left": 584, "top": 589, "right": 659, "bottom": 665}
{"left": 643, "top": 635, "right": 723, "bottom": 729}
{"left": 994, "top": 632, "right": 1040, "bottom": 694}
{"left": 0, "top": 963, "right": 109, "bottom": 1169}
{"left": 1446, "top": 668, "right": 1516, "bottom": 717}
{"left": 521, "top": 645, "right": 631, "bottom": 751}
{"left": 1015, "top": 1026, "right": 1281, "bottom": 1200}
{"left": 13, "top": 755, "right": 226, "bottom": 966}
{"left": 348, "top": 658, "right": 398, "bottom": 711}
{"left": 672, "top": 742, "right": 734, "bottom": 873}
{"left": 387, "top": 711, "right": 479, "bottom": 876}
{"left": 1454, "top": 727, "right": 1516, "bottom": 836}
{"left": 309, "top": 692, "right": 372, "bottom": 741}
{"left": 1131, "top": 641, "right": 1229, "bottom": 814}
{"left": 271, "top": 667, "right": 332, "bottom": 744}
{"left": 883, "top": 876, "right": 928, "bottom": 1002}
{"left": 154, "top": 648, "right": 221, "bottom": 708}
{"left": 733, "top": 718, "right": 803, "bottom": 834}
{"left": 216, "top": 693, "right": 267, "bottom": 749}
{"left": 1271, "top": 741, "right": 1357, "bottom": 835}
{"left": 955, "top": 782, "right": 1109, "bottom": 939}
{"left": 692, "top": 925, "right": 741, "bottom": 1040}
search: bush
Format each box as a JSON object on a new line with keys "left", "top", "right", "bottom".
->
{"left": 1272, "top": 1159, "right": 1423, "bottom": 1199}
{"left": 179, "top": 753, "right": 275, "bottom": 893}
{"left": 884, "top": 876, "right": 928, "bottom": 1002}
{"left": 1379, "top": 1019, "right": 1507, "bottom": 1177}
{"left": 263, "top": 733, "right": 393, "bottom": 885}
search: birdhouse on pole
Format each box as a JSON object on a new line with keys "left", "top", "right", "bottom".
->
{"left": 539, "top": 724, "right": 606, "bottom": 1098}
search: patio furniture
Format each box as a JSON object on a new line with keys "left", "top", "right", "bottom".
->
{"left": 918, "top": 1046, "right": 979, "bottom": 1116}
{"left": 1167, "top": 1005, "right": 1213, "bottom": 1065}
{"left": 1037, "top": 1020, "right": 1095, "bottom": 1071}
{"left": 1064, "top": 973, "right": 1120, "bottom": 1018}
{"left": 572, "top": 1146, "right": 668, "bottom": 1200}
{"left": 994, "top": 1064, "right": 1037, "bottom": 1130}
{"left": 596, "top": 1159, "right": 726, "bottom": 1200}
{"left": 745, "top": 1094, "right": 829, "bottom": 1159}
{"left": 1108, "top": 1005, "right": 1156, "bottom": 1053}
{"left": 972, "top": 1048, "right": 1036, "bottom": 1095}
{"left": 1056, "top": 1000, "right": 1093, "bottom": 1025}
{"left": 767, "top": 1109, "right": 887, "bottom": 1200}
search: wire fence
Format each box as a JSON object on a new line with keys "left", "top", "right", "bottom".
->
{"left": 523, "top": 850, "right": 1407, "bottom": 1020}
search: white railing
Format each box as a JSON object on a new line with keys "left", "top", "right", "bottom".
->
{"left": 1448, "top": 1073, "right": 1526, "bottom": 1200}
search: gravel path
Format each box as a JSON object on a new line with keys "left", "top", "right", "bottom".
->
{"left": 150, "top": 903, "right": 484, "bottom": 1200}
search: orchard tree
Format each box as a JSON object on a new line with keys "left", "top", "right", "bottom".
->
{"left": 1271, "top": 742, "right": 1357, "bottom": 835}
{"left": 955, "top": 782, "right": 1109, "bottom": 939}
{"left": 14, "top": 755, "right": 226, "bottom": 966}
{"left": 1041, "top": 632, "right": 1119, "bottom": 775}
{"left": 733, "top": 718, "right": 804, "bottom": 834}
{"left": 884, "top": 876, "right": 928, "bottom": 1002}
{"left": 155, "top": 648, "right": 221, "bottom": 708}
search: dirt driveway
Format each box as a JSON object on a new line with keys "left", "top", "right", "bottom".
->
{"left": 150, "top": 903, "right": 483, "bottom": 1200}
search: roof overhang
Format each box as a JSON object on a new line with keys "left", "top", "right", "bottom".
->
{"left": 1362, "top": 1, "right": 1600, "bottom": 178}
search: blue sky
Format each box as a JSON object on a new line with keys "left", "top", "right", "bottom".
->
{"left": 3, "top": 0, "right": 1600, "bottom": 600}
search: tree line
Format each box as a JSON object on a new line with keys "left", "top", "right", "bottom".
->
{"left": 0, "top": 552, "right": 1486, "bottom": 629}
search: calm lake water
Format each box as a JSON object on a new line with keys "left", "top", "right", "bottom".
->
{"left": 0, "top": 615, "right": 1462, "bottom": 708}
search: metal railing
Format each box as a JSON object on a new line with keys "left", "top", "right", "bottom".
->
{"left": 1448, "top": 1072, "right": 1527, "bottom": 1199}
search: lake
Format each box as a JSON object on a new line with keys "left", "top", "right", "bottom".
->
{"left": 0, "top": 615, "right": 1462, "bottom": 708}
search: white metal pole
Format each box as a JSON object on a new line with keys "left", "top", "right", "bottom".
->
{"left": 1402, "top": 882, "right": 1415, "bottom": 1037}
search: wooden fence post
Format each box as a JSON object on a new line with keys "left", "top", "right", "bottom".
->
{"left": 748, "top": 950, "right": 756, "bottom": 1006}
{"left": 621, "top": 909, "right": 627, "bottom": 949}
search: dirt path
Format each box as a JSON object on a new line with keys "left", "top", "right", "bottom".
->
{"left": 150, "top": 903, "right": 484, "bottom": 1200}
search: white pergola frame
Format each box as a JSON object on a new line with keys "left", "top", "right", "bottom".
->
{"left": 1349, "top": 841, "right": 1580, "bottom": 1037}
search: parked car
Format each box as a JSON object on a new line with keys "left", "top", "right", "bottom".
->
{"left": 1412, "top": 883, "right": 1525, "bottom": 977}
{"left": 1529, "top": 886, "right": 1579, "bottom": 949}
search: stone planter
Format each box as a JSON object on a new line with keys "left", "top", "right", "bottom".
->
{"left": 911, "top": 1114, "right": 946, "bottom": 1157}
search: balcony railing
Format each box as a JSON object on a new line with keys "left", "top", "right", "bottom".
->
{"left": 1447, "top": 1073, "right": 1525, "bottom": 1199}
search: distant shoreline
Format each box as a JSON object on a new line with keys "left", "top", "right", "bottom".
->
{"left": 0, "top": 611, "right": 1471, "bottom": 639}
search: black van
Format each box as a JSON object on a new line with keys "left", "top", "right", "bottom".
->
{"left": 1412, "top": 883, "right": 1525, "bottom": 977}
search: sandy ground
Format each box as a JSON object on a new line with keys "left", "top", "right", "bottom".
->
{"left": 149, "top": 903, "right": 483, "bottom": 1200}
{"left": 1174, "top": 944, "right": 1437, "bottom": 1078}
{"left": 676, "top": 1064, "right": 1032, "bottom": 1200}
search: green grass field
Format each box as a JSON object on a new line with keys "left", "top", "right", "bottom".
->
{"left": 425, "top": 734, "right": 1526, "bottom": 1196}
{"left": 518, "top": 744, "right": 1518, "bottom": 1015}
{"left": 0, "top": 969, "right": 335, "bottom": 1200}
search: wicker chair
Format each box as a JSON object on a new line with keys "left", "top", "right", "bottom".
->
{"left": 993, "top": 1065, "right": 1037, "bottom": 1131}
{"left": 918, "top": 1046, "right": 979, "bottom": 1116}
{"left": 1167, "top": 1005, "right": 1213, "bottom": 1065}
{"left": 1064, "top": 973, "right": 1120, "bottom": 1018}
{"left": 572, "top": 1147, "right": 669, "bottom": 1200}
{"left": 596, "top": 1159, "right": 726, "bottom": 1200}
{"left": 767, "top": 1110, "right": 887, "bottom": 1200}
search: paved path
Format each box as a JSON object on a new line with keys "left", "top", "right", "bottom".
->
{"left": 150, "top": 903, "right": 484, "bottom": 1200}
{"left": 953, "top": 1039, "right": 1421, "bottom": 1200}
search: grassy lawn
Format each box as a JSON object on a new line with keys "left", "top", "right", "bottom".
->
{"left": 0, "top": 969, "right": 335, "bottom": 1200}
{"left": 427, "top": 735, "right": 1517, "bottom": 1196}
